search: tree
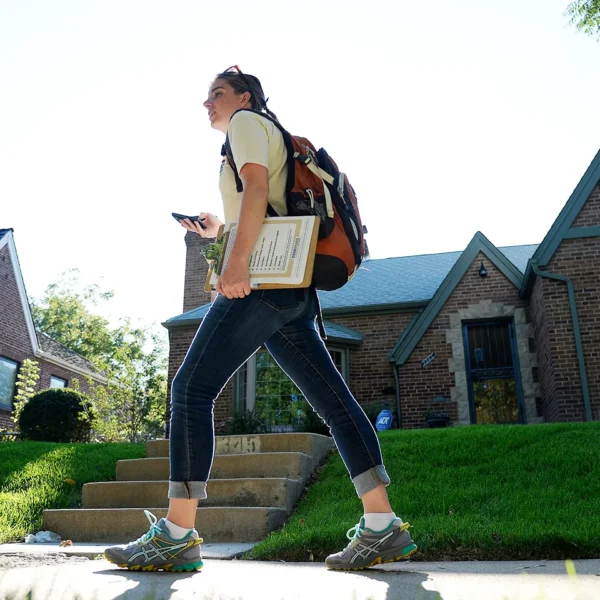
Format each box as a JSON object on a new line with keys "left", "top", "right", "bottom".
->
{"left": 30, "top": 269, "right": 168, "bottom": 443}
{"left": 13, "top": 358, "right": 41, "bottom": 426}
{"left": 565, "top": 1, "right": 600, "bottom": 40}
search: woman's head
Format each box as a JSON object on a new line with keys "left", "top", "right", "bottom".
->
{"left": 203, "top": 67, "right": 277, "bottom": 132}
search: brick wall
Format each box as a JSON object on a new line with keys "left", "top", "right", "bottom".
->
{"left": 529, "top": 276, "right": 558, "bottom": 422}
{"left": 572, "top": 183, "right": 600, "bottom": 227}
{"left": 164, "top": 324, "right": 234, "bottom": 438}
{"left": 328, "top": 311, "right": 417, "bottom": 408}
{"left": 530, "top": 234, "right": 600, "bottom": 422}
{"left": 183, "top": 231, "right": 213, "bottom": 312}
{"left": 396, "top": 252, "right": 530, "bottom": 429}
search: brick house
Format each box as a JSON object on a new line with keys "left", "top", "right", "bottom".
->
{"left": 164, "top": 150, "right": 600, "bottom": 431}
{"left": 0, "top": 229, "right": 105, "bottom": 431}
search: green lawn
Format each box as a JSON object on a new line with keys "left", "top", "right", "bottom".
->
{"left": 247, "top": 422, "right": 600, "bottom": 562}
{"left": 1, "top": 423, "right": 599, "bottom": 563}
{"left": 0, "top": 441, "right": 145, "bottom": 544}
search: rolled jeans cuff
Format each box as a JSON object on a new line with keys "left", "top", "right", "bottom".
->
{"left": 168, "top": 481, "right": 207, "bottom": 500}
{"left": 352, "top": 465, "right": 391, "bottom": 498}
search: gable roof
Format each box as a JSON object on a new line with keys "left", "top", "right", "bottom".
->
{"left": 163, "top": 304, "right": 363, "bottom": 345}
{"left": 0, "top": 229, "right": 106, "bottom": 382}
{"left": 37, "top": 331, "right": 101, "bottom": 374}
{"left": 164, "top": 243, "right": 537, "bottom": 325}
{"left": 317, "top": 243, "right": 537, "bottom": 315}
{"left": 521, "top": 149, "right": 600, "bottom": 296}
{"left": 389, "top": 232, "right": 527, "bottom": 365}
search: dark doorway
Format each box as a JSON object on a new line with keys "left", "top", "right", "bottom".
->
{"left": 462, "top": 320, "right": 523, "bottom": 425}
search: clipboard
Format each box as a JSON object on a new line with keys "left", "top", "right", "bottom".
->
{"left": 204, "top": 216, "right": 320, "bottom": 291}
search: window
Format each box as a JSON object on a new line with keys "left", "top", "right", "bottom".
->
{"left": 0, "top": 357, "right": 19, "bottom": 410}
{"left": 233, "top": 346, "right": 348, "bottom": 431}
{"left": 50, "top": 376, "right": 67, "bottom": 389}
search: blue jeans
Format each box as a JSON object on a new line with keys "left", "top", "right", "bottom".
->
{"left": 168, "top": 286, "right": 390, "bottom": 500}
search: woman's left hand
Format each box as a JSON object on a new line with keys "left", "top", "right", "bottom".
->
{"left": 216, "top": 256, "right": 252, "bottom": 299}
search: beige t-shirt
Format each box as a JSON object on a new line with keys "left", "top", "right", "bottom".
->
{"left": 219, "top": 111, "right": 288, "bottom": 224}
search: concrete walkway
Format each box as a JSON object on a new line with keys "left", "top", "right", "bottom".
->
{"left": 0, "top": 541, "right": 256, "bottom": 560}
{"left": 0, "top": 558, "right": 599, "bottom": 600}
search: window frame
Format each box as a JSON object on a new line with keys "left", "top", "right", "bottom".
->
{"left": 50, "top": 375, "right": 68, "bottom": 389}
{"left": 233, "top": 345, "right": 349, "bottom": 412}
{"left": 0, "top": 356, "right": 20, "bottom": 411}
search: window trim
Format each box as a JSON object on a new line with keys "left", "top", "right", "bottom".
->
{"left": 50, "top": 375, "right": 68, "bottom": 389}
{"left": 0, "top": 356, "right": 20, "bottom": 411}
{"left": 233, "top": 345, "right": 349, "bottom": 412}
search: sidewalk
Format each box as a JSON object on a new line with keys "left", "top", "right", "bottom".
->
{"left": 0, "top": 541, "right": 256, "bottom": 561}
{"left": 1, "top": 558, "right": 599, "bottom": 600}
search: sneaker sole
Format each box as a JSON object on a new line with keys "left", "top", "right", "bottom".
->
{"left": 105, "top": 556, "right": 204, "bottom": 572}
{"left": 326, "top": 543, "right": 418, "bottom": 571}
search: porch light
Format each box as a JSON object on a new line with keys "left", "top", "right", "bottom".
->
{"left": 479, "top": 261, "right": 488, "bottom": 278}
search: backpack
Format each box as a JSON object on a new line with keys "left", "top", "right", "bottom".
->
{"left": 221, "top": 109, "right": 368, "bottom": 291}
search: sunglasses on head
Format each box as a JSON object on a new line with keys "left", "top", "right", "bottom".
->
{"left": 222, "top": 65, "right": 258, "bottom": 107}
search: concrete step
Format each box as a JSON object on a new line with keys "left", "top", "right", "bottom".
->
{"left": 42, "top": 507, "right": 288, "bottom": 543}
{"left": 82, "top": 478, "right": 302, "bottom": 510}
{"left": 116, "top": 452, "right": 312, "bottom": 483}
{"left": 146, "top": 433, "right": 334, "bottom": 464}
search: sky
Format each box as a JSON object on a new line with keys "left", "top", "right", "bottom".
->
{"left": 1, "top": 0, "right": 599, "bottom": 346}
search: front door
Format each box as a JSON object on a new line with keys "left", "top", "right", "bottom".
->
{"left": 462, "top": 320, "right": 523, "bottom": 425}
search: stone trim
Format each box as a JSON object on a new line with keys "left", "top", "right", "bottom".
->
{"left": 446, "top": 300, "right": 542, "bottom": 425}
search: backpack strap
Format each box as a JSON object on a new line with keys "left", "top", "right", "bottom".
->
{"left": 294, "top": 152, "right": 335, "bottom": 218}
{"left": 221, "top": 139, "right": 278, "bottom": 217}
{"left": 221, "top": 140, "right": 243, "bottom": 193}
{"left": 221, "top": 109, "right": 334, "bottom": 218}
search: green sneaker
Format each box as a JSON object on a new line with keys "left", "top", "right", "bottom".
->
{"left": 104, "top": 510, "right": 203, "bottom": 572}
{"left": 325, "top": 517, "right": 418, "bottom": 571}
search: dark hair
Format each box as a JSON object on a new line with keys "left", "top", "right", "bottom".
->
{"left": 214, "top": 70, "right": 280, "bottom": 122}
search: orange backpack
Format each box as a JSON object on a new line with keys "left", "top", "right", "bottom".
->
{"left": 222, "top": 109, "right": 368, "bottom": 291}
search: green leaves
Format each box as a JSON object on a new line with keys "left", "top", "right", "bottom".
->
{"left": 565, "top": 0, "right": 600, "bottom": 40}
{"left": 201, "top": 237, "right": 226, "bottom": 274}
{"left": 30, "top": 268, "right": 167, "bottom": 443}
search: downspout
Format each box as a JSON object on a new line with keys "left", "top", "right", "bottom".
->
{"left": 531, "top": 263, "right": 593, "bottom": 422}
{"left": 392, "top": 363, "right": 402, "bottom": 429}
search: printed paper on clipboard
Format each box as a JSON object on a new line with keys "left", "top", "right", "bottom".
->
{"left": 204, "top": 215, "right": 320, "bottom": 291}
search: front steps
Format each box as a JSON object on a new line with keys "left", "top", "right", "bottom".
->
{"left": 42, "top": 433, "right": 334, "bottom": 543}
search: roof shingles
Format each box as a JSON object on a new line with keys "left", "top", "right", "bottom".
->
{"left": 164, "top": 243, "right": 538, "bottom": 325}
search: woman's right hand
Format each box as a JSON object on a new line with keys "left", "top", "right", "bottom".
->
{"left": 180, "top": 212, "right": 223, "bottom": 238}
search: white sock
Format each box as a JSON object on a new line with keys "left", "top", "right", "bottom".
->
{"left": 164, "top": 518, "right": 194, "bottom": 539}
{"left": 363, "top": 512, "right": 400, "bottom": 531}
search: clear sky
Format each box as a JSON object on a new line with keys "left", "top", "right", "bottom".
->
{"left": 1, "top": 0, "right": 599, "bottom": 344}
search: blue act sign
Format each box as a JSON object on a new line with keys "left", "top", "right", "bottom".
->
{"left": 375, "top": 410, "right": 393, "bottom": 431}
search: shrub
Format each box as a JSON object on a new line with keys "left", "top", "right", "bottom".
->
{"left": 218, "top": 409, "right": 267, "bottom": 435}
{"left": 18, "top": 388, "right": 96, "bottom": 443}
{"left": 293, "top": 400, "right": 331, "bottom": 436}
{"left": 361, "top": 401, "right": 397, "bottom": 429}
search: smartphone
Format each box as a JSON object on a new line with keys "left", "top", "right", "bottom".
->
{"left": 172, "top": 212, "right": 207, "bottom": 230}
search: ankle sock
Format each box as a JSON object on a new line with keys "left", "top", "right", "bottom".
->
{"left": 363, "top": 512, "right": 400, "bottom": 531}
{"left": 164, "top": 518, "right": 194, "bottom": 539}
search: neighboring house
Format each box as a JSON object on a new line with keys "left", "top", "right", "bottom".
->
{"left": 163, "top": 149, "right": 600, "bottom": 431}
{"left": 0, "top": 229, "right": 106, "bottom": 430}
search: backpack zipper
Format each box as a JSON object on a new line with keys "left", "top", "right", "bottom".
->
{"left": 306, "top": 188, "right": 315, "bottom": 209}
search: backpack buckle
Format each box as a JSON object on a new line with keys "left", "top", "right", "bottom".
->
{"left": 294, "top": 151, "right": 312, "bottom": 165}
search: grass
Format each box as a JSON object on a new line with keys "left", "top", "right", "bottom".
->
{"left": 246, "top": 422, "right": 600, "bottom": 562}
{"left": 0, "top": 440, "right": 145, "bottom": 544}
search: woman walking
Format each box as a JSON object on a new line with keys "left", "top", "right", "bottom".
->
{"left": 104, "top": 67, "right": 417, "bottom": 572}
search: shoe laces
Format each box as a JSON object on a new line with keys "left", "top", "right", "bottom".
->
{"left": 345, "top": 518, "right": 410, "bottom": 546}
{"left": 127, "top": 510, "right": 163, "bottom": 547}
{"left": 346, "top": 522, "right": 365, "bottom": 543}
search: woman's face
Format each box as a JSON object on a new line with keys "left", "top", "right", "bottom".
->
{"left": 203, "top": 79, "right": 251, "bottom": 133}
